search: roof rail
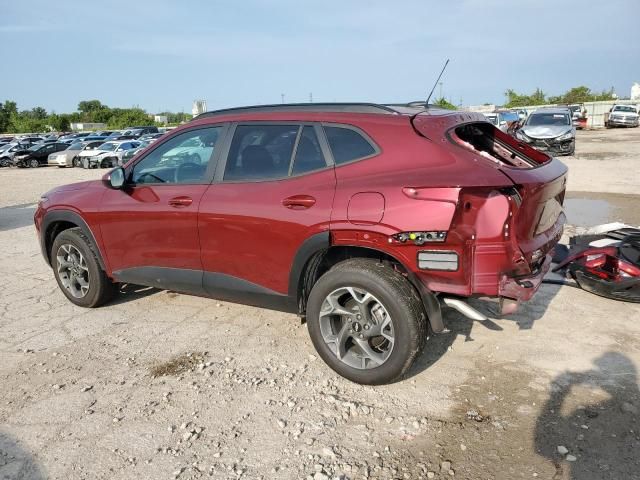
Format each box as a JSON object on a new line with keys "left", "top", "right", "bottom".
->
{"left": 193, "top": 103, "right": 400, "bottom": 120}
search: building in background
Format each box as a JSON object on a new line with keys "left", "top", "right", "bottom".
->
{"left": 154, "top": 115, "right": 168, "bottom": 124}
{"left": 192, "top": 100, "right": 207, "bottom": 117}
{"left": 70, "top": 122, "right": 106, "bottom": 131}
{"left": 631, "top": 83, "right": 640, "bottom": 102}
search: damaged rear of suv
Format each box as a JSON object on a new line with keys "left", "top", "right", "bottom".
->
{"left": 35, "top": 103, "right": 567, "bottom": 384}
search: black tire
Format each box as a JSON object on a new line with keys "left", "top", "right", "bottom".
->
{"left": 306, "top": 258, "right": 427, "bottom": 385}
{"left": 29, "top": 158, "right": 40, "bottom": 168}
{"left": 51, "top": 227, "right": 116, "bottom": 308}
{"left": 73, "top": 157, "right": 81, "bottom": 168}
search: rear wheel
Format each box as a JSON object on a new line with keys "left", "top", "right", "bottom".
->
{"left": 73, "top": 156, "right": 81, "bottom": 167}
{"left": 51, "top": 228, "right": 116, "bottom": 307}
{"left": 306, "top": 258, "right": 427, "bottom": 385}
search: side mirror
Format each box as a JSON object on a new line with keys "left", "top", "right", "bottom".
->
{"left": 107, "top": 167, "right": 125, "bottom": 189}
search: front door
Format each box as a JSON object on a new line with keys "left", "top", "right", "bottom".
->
{"left": 198, "top": 123, "right": 335, "bottom": 310}
{"left": 98, "top": 125, "right": 227, "bottom": 292}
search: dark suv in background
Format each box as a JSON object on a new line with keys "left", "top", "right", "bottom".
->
{"left": 35, "top": 103, "right": 567, "bottom": 384}
{"left": 13, "top": 142, "right": 69, "bottom": 167}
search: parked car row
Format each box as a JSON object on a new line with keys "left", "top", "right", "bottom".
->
{"left": 0, "top": 127, "right": 164, "bottom": 168}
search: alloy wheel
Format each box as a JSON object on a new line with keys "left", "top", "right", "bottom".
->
{"left": 319, "top": 287, "right": 395, "bottom": 369}
{"left": 56, "top": 244, "right": 90, "bottom": 298}
{"left": 30, "top": 159, "right": 39, "bottom": 168}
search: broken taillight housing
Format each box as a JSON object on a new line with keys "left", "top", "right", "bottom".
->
{"left": 392, "top": 231, "right": 447, "bottom": 245}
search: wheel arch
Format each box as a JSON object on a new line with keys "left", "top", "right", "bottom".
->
{"left": 289, "top": 234, "right": 444, "bottom": 333}
{"left": 41, "top": 210, "right": 107, "bottom": 271}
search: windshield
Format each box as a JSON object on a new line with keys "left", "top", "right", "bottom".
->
{"left": 98, "top": 142, "right": 117, "bottom": 152}
{"left": 612, "top": 106, "right": 637, "bottom": 113}
{"left": 526, "top": 112, "right": 570, "bottom": 126}
{"left": 27, "top": 144, "right": 42, "bottom": 152}
{"left": 484, "top": 114, "right": 498, "bottom": 125}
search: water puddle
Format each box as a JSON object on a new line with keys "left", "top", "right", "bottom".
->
{"left": 564, "top": 192, "right": 640, "bottom": 227}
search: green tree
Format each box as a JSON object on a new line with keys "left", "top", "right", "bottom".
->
{"left": 30, "top": 106, "right": 48, "bottom": 120}
{"left": 434, "top": 97, "right": 457, "bottom": 110}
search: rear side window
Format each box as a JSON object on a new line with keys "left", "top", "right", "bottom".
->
{"left": 224, "top": 125, "right": 299, "bottom": 181}
{"left": 324, "top": 126, "right": 376, "bottom": 164}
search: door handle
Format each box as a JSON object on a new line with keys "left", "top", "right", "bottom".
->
{"left": 168, "top": 196, "right": 193, "bottom": 208}
{"left": 282, "top": 195, "right": 316, "bottom": 209}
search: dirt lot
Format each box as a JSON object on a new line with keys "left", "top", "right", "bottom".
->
{"left": 1, "top": 128, "right": 639, "bottom": 480}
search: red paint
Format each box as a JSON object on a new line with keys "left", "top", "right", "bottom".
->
{"left": 35, "top": 107, "right": 568, "bottom": 307}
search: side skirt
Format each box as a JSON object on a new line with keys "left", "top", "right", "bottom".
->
{"left": 112, "top": 267, "right": 297, "bottom": 313}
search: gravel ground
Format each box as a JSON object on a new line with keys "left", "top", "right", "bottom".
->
{"left": 1, "top": 128, "right": 639, "bottom": 480}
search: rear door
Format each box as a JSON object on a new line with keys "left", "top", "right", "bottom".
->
{"left": 198, "top": 122, "right": 335, "bottom": 309}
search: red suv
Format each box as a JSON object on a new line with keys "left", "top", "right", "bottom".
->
{"left": 35, "top": 103, "right": 567, "bottom": 384}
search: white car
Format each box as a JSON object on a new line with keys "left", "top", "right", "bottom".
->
{"left": 48, "top": 140, "right": 105, "bottom": 168}
{"left": 78, "top": 140, "right": 141, "bottom": 168}
{"left": 606, "top": 105, "right": 639, "bottom": 128}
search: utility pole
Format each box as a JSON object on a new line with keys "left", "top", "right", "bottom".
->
{"left": 309, "top": 92, "right": 313, "bottom": 103}
{"left": 281, "top": 93, "right": 285, "bottom": 104}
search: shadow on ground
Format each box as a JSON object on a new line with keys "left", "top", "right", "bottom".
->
{"left": 0, "top": 431, "right": 46, "bottom": 479}
{"left": 534, "top": 352, "right": 640, "bottom": 479}
{"left": 0, "top": 203, "right": 37, "bottom": 232}
{"left": 407, "top": 281, "right": 563, "bottom": 379}
{"left": 106, "top": 283, "right": 160, "bottom": 306}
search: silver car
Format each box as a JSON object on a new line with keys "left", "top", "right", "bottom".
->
{"left": 606, "top": 105, "right": 639, "bottom": 128}
{"left": 515, "top": 107, "right": 575, "bottom": 156}
{"left": 48, "top": 141, "right": 105, "bottom": 167}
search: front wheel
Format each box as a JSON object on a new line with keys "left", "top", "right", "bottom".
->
{"left": 30, "top": 158, "right": 40, "bottom": 168}
{"left": 51, "top": 228, "right": 116, "bottom": 307}
{"left": 306, "top": 258, "right": 427, "bottom": 385}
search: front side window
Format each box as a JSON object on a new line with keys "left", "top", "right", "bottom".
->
{"left": 324, "top": 126, "right": 376, "bottom": 165}
{"left": 131, "top": 126, "right": 222, "bottom": 184}
{"left": 224, "top": 124, "right": 299, "bottom": 181}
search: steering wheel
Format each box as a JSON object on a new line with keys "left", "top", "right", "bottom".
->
{"left": 174, "top": 162, "right": 202, "bottom": 183}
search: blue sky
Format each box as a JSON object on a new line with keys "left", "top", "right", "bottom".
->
{"left": 1, "top": 0, "right": 638, "bottom": 114}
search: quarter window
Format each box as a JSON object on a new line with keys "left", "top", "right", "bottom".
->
{"left": 131, "top": 127, "right": 222, "bottom": 184}
{"left": 324, "top": 126, "right": 376, "bottom": 164}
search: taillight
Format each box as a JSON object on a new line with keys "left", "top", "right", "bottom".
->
{"left": 618, "top": 259, "right": 640, "bottom": 277}
{"left": 584, "top": 253, "right": 607, "bottom": 268}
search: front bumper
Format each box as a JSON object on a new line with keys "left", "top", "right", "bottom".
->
{"left": 524, "top": 137, "right": 575, "bottom": 155}
{"left": 608, "top": 117, "right": 639, "bottom": 127}
{"left": 48, "top": 157, "right": 71, "bottom": 167}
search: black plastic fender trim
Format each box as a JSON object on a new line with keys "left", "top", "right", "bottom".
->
{"left": 40, "top": 210, "right": 106, "bottom": 270}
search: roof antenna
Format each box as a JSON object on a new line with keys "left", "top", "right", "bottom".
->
{"left": 425, "top": 59, "right": 450, "bottom": 107}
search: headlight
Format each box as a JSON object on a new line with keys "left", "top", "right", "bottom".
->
{"left": 556, "top": 131, "right": 573, "bottom": 141}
